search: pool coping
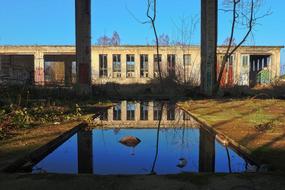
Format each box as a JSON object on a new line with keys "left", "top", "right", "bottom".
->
{"left": 177, "top": 104, "right": 262, "bottom": 168}
{"left": 2, "top": 122, "right": 88, "bottom": 173}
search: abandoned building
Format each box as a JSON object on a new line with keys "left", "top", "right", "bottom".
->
{"left": 0, "top": 45, "right": 282, "bottom": 87}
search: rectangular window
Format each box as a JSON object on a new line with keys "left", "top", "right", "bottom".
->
{"left": 113, "top": 54, "right": 121, "bottom": 78}
{"left": 153, "top": 54, "right": 162, "bottom": 75}
{"left": 100, "top": 109, "right": 108, "bottom": 121}
{"left": 44, "top": 61, "right": 65, "bottom": 84}
{"left": 99, "top": 54, "right": 108, "bottom": 77}
{"left": 167, "top": 104, "right": 175, "bottom": 120}
{"left": 127, "top": 102, "right": 136, "bottom": 120}
{"left": 242, "top": 55, "right": 249, "bottom": 67}
{"left": 183, "top": 112, "right": 192, "bottom": 120}
{"left": 126, "top": 54, "right": 135, "bottom": 78}
{"left": 140, "top": 102, "right": 148, "bottom": 120}
{"left": 167, "top": 54, "right": 176, "bottom": 75}
{"left": 113, "top": 102, "right": 121, "bottom": 120}
{"left": 183, "top": 54, "right": 191, "bottom": 66}
{"left": 153, "top": 102, "right": 162, "bottom": 121}
{"left": 140, "top": 54, "right": 148, "bottom": 78}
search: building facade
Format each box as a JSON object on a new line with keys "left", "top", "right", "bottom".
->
{"left": 0, "top": 45, "right": 282, "bottom": 87}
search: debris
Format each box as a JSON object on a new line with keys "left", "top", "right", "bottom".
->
{"left": 176, "top": 158, "right": 188, "bottom": 168}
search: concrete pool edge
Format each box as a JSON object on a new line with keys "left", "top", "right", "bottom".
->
{"left": 2, "top": 122, "right": 88, "bottom": 173}
{"left": 177, "top": 104, "right": 262, "bottom": 169}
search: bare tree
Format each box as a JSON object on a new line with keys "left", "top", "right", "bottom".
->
{"left": 215, "top": 0, "right": 271, "bottom": 94}
{"left": 173, "top": 15, "right": 199, "bottom": 84}
{"left": 97, "top": 31, "right": 121, "bottom": 46}
{"left": 97, "top": 35, "right": 111, "bottom": 46}
{"left": 154, "top": 33, "right": 170, "bottom": 46}
{"left": 111, "top": 31, "right": 121, "bottom": 46}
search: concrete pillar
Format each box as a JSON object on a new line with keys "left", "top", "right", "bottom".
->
{"left": 121, "top": 100, "right": 127, "bottom": 121}
{"left": 121, "top": 54, "right": 127, "bottom": 79}
{"left": 108, "top": 106, "right": 113, "bottom": 122}
{"left": 201, "top": 0, "right": 218, "bottom": 96}
{"left": 34, "top": 52, "right": 44, "bottom": 85}
{"left": 107, "top": 54, "right": 112, "bottom": 78}
{"left": 149, "top": 54, "right": 154, "bottom": 78}
{"left": 65, "top": 60, "right": 72, "bottom": 86}
{"left": 199, "top": 129, "right": 215, "bottom": 172}
{"left": 75, "top": 0, "right": 92, "bottom": 92}
{"left": 135, "top": 54, "right": 140, "bottom": 79}
{"left": 149, "top": 101, "right": 154, "bottom": 121}
{"left": 135, "top": 102, "right": 140, "bottom": 121}
{"left": 77, "top": 130, "right": 93, "bottom": 173}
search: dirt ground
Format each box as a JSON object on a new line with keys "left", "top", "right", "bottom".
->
{"left": 0, "top": 121, "right": 81, "bottom": 171}
{"left": 180, "top": 98, "right": 285, "bottom": 171}
{"left": 0, "top": 102, "right": 285, "bottom": 190}
{"left": 0, "top": 172, "right": 285, "bottom": 190}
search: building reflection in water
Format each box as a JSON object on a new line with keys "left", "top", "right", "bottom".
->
{"left": 77, "top": 130, "right": 93, "bottom": 173}
{"left": 97, "top": 100, "right": 195, "bottom": 127}
{"left": 32, "top": 101, "right": 255, "bottom": 174}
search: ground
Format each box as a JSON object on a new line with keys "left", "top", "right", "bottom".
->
{"left": 0, "top": 99, "right": 285, "bottom": 189}
{"left": 1, "top": 172, "right": 285, "bottom": 190}
{"left": 0, "top": 121, "right": 81, "bottom": 171}
{"left": 180, "top": 98, "right": 285, "bottom": 171}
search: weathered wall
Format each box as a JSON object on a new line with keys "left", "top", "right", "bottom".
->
{"left": 0, "top": 45, "right": 282, "bottom": 86}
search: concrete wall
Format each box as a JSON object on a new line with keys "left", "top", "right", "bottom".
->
{"left": 0, "top": 45, "right": 282, "bottom": 86}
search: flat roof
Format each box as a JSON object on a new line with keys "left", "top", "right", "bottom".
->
{"left": 0, "top": 45, "right": 283, "bottom": 48}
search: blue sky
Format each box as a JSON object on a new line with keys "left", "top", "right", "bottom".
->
{"left": 0, "top": 0, "right": 284, "bottom": 72}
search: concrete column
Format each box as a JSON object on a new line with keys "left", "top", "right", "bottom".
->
{"left": 77, "top": 130, "right": 93, "bottom": 173}
{"left": 108, "top": 106, "right": 113, "bottom": 122}
{"left": 107, "top": 54, "right": 112, "bottom": 78}
{"left": 135, "top": 102, "right": 140, "bottom": 121}
{"left": 75, "top": 0, "right": 92, "bottom": 92}
{"left": 121, "top": 100, "right": 127, "bottom": 121}
{"left": 34, "top": 52, "right": 44, "bottom": 85}
{"left": 135, "top": 54, "right": 140, "bottom": 79}
{"left": 149, "top": 54, "right": 154, "bottom": 78}
{"left": 199, "top": 129, "right": 215, "bottom": 172}
{"left": 201, "top": 0, "right": 218, "bottom": 96}
{"left": 121, "top": 54, "right": 127, "bottom": 79}
{"left": 149, "top": 101, "right": 154, "bottom": 121}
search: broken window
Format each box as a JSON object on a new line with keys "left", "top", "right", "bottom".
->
{"left": 127, "top": 102, "right": 136, "bottom": 120}
{"left": 99, "top": 54, "right": 108, "bottom": 78}
{"left": 140, "top": 54, "right": 148, "bottom": 78}
{"left": 126, "top": 54, "right": 135, "bottom": 78}
{"left": 0, "top": 55, "right": 34, "bottom": 84}
{"left": 44, "top": 61, "right": 65, "bottom": 85}
{"left": 113, "top": 54, "right": 121, "bottom": 78}
{"left": 153, "top": 54, "right": 162, "bottom": 77}
{"left": 113, "top": 102, "right": 121, "bottom": 120}
{"left": 100, "top": 109, "right": 108, "bottom": 121}
{"left": 167, "top": 54, "right": 176, "bottom": 76}
{"left": 167, "top": 104, "right": 175, "bottom": 121}
{"left": 153, "top": 102, "right": 162, "bottom": 121}
{"left": 140, "top": 102, "right": 148, "bottom": 120}
{"left": 183, "top": 54, "right": 191, "bottom": 66}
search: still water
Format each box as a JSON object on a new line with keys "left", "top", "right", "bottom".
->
{"left": 32, "top": 128, "right": 256, "bottom": 175}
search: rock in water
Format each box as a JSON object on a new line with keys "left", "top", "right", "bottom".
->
{"left": 119, "top": 136, "right": 141, "bottom": 147}
{"left": 176, "top": 158, "right": 188, "bottom": 168}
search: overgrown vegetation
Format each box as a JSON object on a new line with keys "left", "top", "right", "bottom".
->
{"left": 0, "top": 103, "right": 82, "bottom": 140}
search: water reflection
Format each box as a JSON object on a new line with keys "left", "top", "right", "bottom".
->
{"left": 32, "top": 101, "right": 257, "bottom": 175}
{"left": 77, "top": 130, "right": 93, "bottom": 173}
{"left": 33, "top": 127, "right": 255, "bottom": 175}
{"left": 95, "top": 101, "right": 196, "bottom": 128}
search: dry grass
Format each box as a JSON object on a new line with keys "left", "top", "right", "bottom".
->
{"left": 180, "top": 98, "right": 285, "bottom": 171}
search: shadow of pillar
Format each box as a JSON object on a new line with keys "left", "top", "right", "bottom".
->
{"left": 199, "top": 129, "right": 215, "bottom": 172}
{"left": 77, "top": 130, "right": 93, "bottom": 173}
